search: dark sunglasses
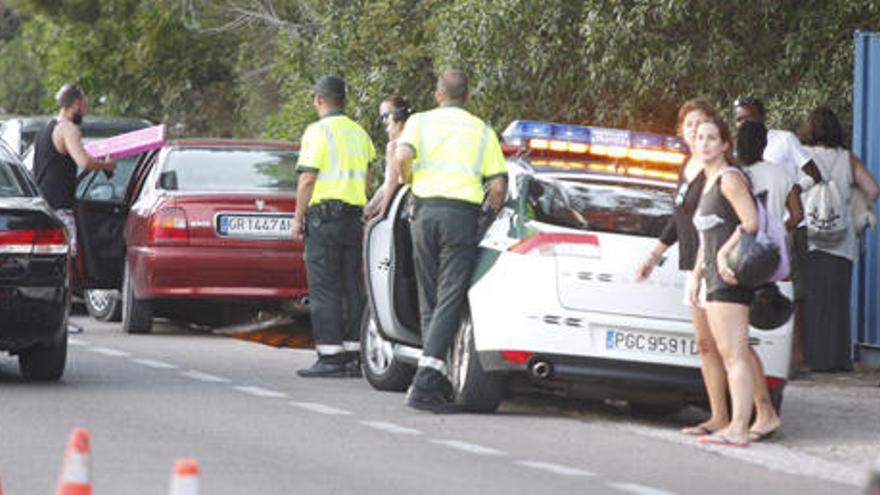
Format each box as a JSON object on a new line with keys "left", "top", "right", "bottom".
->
{"left": 379, "top": 112, "right": 393, "bottom": 123}
{"left": 733, "top": 96, "right": 760, "bottom": 109}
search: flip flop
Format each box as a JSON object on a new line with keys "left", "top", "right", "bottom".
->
{"left": 748, "top": 429, "right": 779, "bottom": 442}
{"left": 698, "top": 434, "right": 749, "bottom": 448}
{"left": 681, "top": 425, "right": 714, "bottom": 436}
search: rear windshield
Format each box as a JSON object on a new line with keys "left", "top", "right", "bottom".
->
{"left": 526, "top": 174, "right": 673, "bottom": 238}
{"left": 162, "top": 148, "right": 298, "bottom": 192}
{"left": 0, "top": 160, "right": 27, "bottom": 197}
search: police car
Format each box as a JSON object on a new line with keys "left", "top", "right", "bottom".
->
{"left": 361, "top": 120, "right": 792, "bottom": 413}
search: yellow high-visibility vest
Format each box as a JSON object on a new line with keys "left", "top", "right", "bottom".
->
{"left": 398, "top": 105, "right": 506, "bottom": 205}
{"left": 296, "top": 113, "right": 375, "bottom": 206}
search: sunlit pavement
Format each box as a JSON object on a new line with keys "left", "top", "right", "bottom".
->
{"left": 0, "top": 313, "right": 874, "bottom": 494}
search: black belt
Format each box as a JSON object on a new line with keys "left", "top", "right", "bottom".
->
{"left": 413, "top": 197, "right": 481, "bottom": 213}
{"left": 308, "top": 200, "right": 362, "bottom": 220}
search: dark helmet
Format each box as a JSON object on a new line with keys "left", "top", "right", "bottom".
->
{"left": 749, "top": 284, "right": 793, "bottom": 330}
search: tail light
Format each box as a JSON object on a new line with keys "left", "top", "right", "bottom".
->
{"left": 501, "top": 350, "right": 533, "bottom": 364}
{"left": 0, "top": 227, "right": 68, "bottom": 255}
{"left": 148, "top": 208, "right": 189, "bottom": 244}
{"left": 508, "top": 232, "right": 600, "bottom": 258}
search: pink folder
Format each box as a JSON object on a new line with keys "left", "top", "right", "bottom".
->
{"left": 84, "top": 124, "right": 167, "bottom": 161}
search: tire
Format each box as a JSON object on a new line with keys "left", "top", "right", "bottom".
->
{"left": 84, "top": 289, "right": 122, "bottom": 322}
{"left": 360, "top": 306, "right": 415, "bottom": 391}
{"left": 19, "top": 335, "right": 67, "bottom": 381}
{"left": 449, "top": 309, "right": 506, "bottom": 413}
{"left": 121, "top": 261, "right": 153, "bottom": 334}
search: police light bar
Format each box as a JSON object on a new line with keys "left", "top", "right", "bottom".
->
{"left": 502, "top": 120, "right": 688, "bottom": 166}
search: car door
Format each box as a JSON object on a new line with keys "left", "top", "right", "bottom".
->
{"left": 73, "top": 150, "right": 155, "bottom": 290}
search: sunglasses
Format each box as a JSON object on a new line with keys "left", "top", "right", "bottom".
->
{"left": 379, "top": 112, "right": 393, "bottom": 123}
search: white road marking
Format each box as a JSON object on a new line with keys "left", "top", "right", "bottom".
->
{"left": 289, "top": 402, "right": 353, "bottom": 416}
{"left": 233, "top": 386, "right": 287, "bottom": 398}
{"left": 515, "top": 460, "right": 594, "bottom": 477}
{"left": 181, "top": 370, "right": 231, "bottom": 383}
{"left": 607, "top": 482, "right": 675, "bottom": 495}
{"left": 68, "top": 338, "right": 89, "bottom": 346}
{"left": 431, "top": 439, "right": 506, "bottom": 456}
{"left": 618, "top": 423, "right": 863, "bottom": 487}
{"left": 359, "top": 421, "right": 423, "bottom": 435}
{"left": 88, "top": 347, "right": 131, "bottom": 357}
{"left": 131, "top": 358, "right": 177, "bottom": 369}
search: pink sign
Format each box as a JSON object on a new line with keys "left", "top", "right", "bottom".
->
{"left": 84, "top": 124, "right": 167, "bottom": 161}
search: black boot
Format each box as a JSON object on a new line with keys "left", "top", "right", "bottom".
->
{"left": 406, "top": 367, "right": 460, "bottom": 414}
{"left": 296, "top": 355, "right": 349, "bottom": 378}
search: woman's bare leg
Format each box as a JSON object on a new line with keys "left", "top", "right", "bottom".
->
{"left": 685, "top": 306, "right": 730, "bottom": 432}
{"left": 749, "top": 348, "right": 781, "bottom": 437}
{"left": 705, "top": 301, "right": 754, "bottom": 443}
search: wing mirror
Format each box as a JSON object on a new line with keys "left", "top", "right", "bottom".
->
{"left": 158, "top": 170, "right": 178, "bottom": 190}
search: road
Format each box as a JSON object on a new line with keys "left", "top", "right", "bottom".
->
{"left": 0, "top": 315, "right": 865, "bottom": 494}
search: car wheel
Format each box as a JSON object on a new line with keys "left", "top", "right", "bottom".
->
{"left": 84, "top": 289, "right": 122, "bottom": 322}
{"left": 360, "top": 306, "right": 415, "bottom": 391}
{"left": 450, "top": 309, "right": 506, "bottom": 413}
{"left": 121, "top": 261, "right": 153, "bottom": 334}
{"left": 19, "top": 334, "right": 67, "bottom": 381}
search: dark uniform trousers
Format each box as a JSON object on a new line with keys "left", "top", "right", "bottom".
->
{"left": 411, "top": 200, "right": 480, "bottom": 360}
{"left": 304, "top": 209, "right": 365, "bottom": 355}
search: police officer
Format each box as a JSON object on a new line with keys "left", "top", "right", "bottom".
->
{"left": 394, "top": 69, "right": 507, "bottom": 412}
{"left": 293, "top": 75, "right": 375, "bottom": 378}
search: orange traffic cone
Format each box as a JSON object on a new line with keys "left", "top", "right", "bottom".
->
{"left": 168, "top": 458, "right": 199, "bottom": 495}
{"left": 55, "top": 428, "right": 92, "bottom": 495}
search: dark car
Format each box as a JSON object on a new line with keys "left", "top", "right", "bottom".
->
{"left": 15, "top": 116, "right": 152, "bottom": 322}
{"left": 0, "top": 147, "right": 69, "bottom": 380}
{"left": 74, "top": 139, "right": 306, "bottom": 334}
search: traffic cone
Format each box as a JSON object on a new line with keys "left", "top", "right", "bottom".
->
{"left": 55, "top": 428, "right": 92, "bottom": 495}
{"left": 169, "top": 458, "right": 199, "bottom": 495}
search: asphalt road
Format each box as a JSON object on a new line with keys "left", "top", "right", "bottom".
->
{"left": 0, "top": 315, "right": 865, "bottom": 495}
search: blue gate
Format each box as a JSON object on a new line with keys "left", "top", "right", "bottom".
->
{"left": 853, "top": 31, "right": 880, "bottom": 364}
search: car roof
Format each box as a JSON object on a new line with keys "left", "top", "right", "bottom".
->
{"left": 168, "top": 138, "right": 298, "bottom": 151}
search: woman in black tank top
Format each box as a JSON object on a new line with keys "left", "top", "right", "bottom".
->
{"left": 689, "top": 116, "right": 779, "bottom": 447}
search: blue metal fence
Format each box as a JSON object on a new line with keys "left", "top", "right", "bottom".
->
{"left": 853, "top": 31, "right": 880, "bottom": 364}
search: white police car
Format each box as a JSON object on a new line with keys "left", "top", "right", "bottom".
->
{"left": 361, "top": 120, "right": 792, "bottom": 413}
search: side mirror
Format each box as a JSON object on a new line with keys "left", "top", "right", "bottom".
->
{"left": 159, "top": 170, "right": 178, "bottom": 190}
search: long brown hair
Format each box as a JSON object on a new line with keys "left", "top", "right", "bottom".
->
{"left": 677, "top": 97, "right": 720, "bottom": 136}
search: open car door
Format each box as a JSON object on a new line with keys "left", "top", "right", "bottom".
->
{"left": 73, "top": 150, "right": 155, "bottom": 290}
{"left": 363, "top": 186, "right": 422, "bottom": 347}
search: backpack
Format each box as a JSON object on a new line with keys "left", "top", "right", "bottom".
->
{"left": 805, "top": 179, "right": 848, "bottom": 244}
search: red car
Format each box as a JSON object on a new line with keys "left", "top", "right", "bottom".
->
{"left": 73, "top": 139, "right": 305, "bottom": 333}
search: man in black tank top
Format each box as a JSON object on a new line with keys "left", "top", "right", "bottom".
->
{"left": 33, "top": 84, "right": 117, "bottom": 257}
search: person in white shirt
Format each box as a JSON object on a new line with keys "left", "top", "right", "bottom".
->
{"left": 734, "top": 97, "right": 821, "bottom": 375}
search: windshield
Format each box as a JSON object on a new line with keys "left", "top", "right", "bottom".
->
{"left": 526, "top": 173, "right": 673, "bottom": 238}
{"left": 161, "top": 147, "right": 298, "bottom": 192}
{"left": 0, "top": 159, "right": 27, "bottom": 197}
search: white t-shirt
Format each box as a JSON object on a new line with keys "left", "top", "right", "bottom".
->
{"left": 745, "top": 160, "right": 793, "bottom": 226}
{"left": 764, "top": 129, "right": 812, "bottom": 227}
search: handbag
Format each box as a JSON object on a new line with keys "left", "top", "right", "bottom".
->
{"left": 724, "top": 168, "right": 790, "bottom": 287}
{"left": 749, "top": 283, "right": 793, "bottom": 330}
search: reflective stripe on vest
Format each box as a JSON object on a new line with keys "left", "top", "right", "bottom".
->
{"left": 310, "top": 118, "right": 370, "bottom": 206}
{"left": 412, "top": 114, "right": 491, "bottom": 204}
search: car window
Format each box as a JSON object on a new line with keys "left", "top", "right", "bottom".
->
{"left": 0, "top": 159, "right": 26, "bottom": 197}
{"left": 161, "top": 148, "right": 298, "bottom": 191}
{"left": 77, "top": 154, "right": 142, "bottom": 202}
{"left": 526, "top": 174, "right": 673, "bottom": 238}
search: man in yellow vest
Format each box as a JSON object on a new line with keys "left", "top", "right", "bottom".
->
{"left": 394, "top": 69, "right": 507, "bottom": 412}
{"left": 293, "top": 75, "right": 375, "bottom": 378}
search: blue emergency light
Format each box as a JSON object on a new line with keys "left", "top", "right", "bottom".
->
{"left": 502, "top": 120, "right": 688, "bottom": 166}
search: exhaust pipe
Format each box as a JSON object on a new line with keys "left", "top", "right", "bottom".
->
{"left": 530, "top": 360, "right": 553, "bottom": 380}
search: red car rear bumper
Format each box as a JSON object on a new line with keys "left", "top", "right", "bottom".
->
{"left": 128, "top": 245, "right": 307, "bottom": 301}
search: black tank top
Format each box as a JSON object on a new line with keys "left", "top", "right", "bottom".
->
{"left": 693, "top": 168, "right": 742, "bottom": 295}
{"left": 33, "top": 118, "right": 78, "bottom": 209}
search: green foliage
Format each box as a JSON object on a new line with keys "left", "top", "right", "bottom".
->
{"left": 0, "top": 0, "right": 878, "bottom": 149}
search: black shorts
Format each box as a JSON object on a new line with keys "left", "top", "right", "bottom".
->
{"left": 706, "top": 286, "right": 754, "bottom": 305}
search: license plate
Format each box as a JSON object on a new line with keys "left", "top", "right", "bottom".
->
{"left": 605, "top": 329, "right": 699, "bottom": 357}
{"left": 217, "top": 214, "right": 293, "bottom": 239}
